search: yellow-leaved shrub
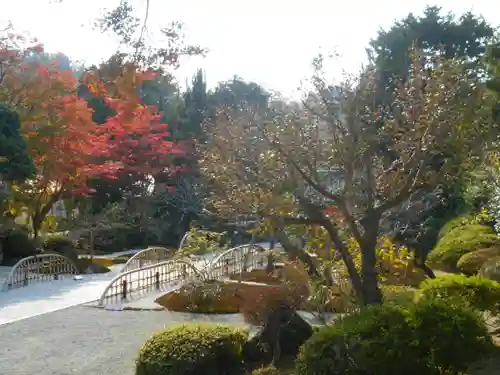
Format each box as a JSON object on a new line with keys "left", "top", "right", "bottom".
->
{"left": 334, "top": 236, "right": 425, "bottom": 287}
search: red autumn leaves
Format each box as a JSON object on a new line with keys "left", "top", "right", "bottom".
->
{"left": 5, "top": 49, "right": 183, "bottom": 195}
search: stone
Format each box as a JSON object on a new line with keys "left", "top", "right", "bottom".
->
{"left": 243, "top": 304, "right": 313, "bottom": 363}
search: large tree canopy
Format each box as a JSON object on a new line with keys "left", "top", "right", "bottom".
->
{"left": 201, "top": 52, "right": 496, "bottom": 304}
{"left": 369, "top": 6, "right": 494, "bottom": 83}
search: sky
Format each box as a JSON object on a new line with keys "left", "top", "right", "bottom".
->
{"left": 1, "top": 0, "right": 500, "bottom": 98}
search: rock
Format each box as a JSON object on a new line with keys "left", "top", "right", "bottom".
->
{"left": 243, "top": 304, "right": 313, "bottom": 363}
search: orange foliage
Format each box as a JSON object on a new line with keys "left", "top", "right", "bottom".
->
{"left": 0, "top": 31, "right": 183, "bottom": 232}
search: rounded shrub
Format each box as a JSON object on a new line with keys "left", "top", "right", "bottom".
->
{"left": 438, "top": 215, "right": 474, "bottom": 239}
{"left": 43, "top": 236, "right": 78, "bottom": 261}
{"left": 409, "top": 297, "right": 494, "bottom": 374}
{"left": 416, "top": 274, "right": 500, "bottom": 314}
{"left": 427, "top": 224, "right": 500, "bottom": 272}
{"left": 135, "top": 324, "right": 249, "bottom": 375}
{"left": 251, "top": 365, "right": 280, "bottom": 375}
{"left": 381, "top": 285, "right": 416, "bottom": 307}
{"left": 2, "top": 229, "right": 38, "bottom": 259}
{"left": 457, "top": 247, "right": 500, "bottom": 275}
{"left": 155, "top": 281, "right": 242, "bottom": 314}
{"left": 75, "top": 258, "right": 110, "bottom": 274}
{"left": 479, "top": 256, "right": 500, "bottom": 282}
{"left": 296, "top": 304, "right": 429, "bottom": 375}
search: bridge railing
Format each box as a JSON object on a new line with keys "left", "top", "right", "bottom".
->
{"left": 120, "top": 246, "right": 173, "bottom": 273}
{"left": 97, "top": 243, "right": 269, "bottom": 307}
{"left": 207, "top": 244, "right": 267, "bottom": 279}
{"left": 2, "top": 253, "right": 78, "bottom": 291}
{"left": 97, "top": 259, "right": 203, "bottom": 307}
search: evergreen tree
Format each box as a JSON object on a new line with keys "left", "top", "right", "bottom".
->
{"left": 0, "top": 104, "right": 35, "bottom": 183}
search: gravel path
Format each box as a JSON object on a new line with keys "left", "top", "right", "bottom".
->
{"left": 0, "top": 306, "right": 248, "bottom": 375}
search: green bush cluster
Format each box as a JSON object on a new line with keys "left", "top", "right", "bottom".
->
{"left": 135, "top": 324, "right": 248, "bottom": 375}
{"left": 137, "top": 274, "right": 499, "bottom": 375}
{"left": 250, "top": 365, "right": 280, "bottom": 375}
{"left": 438, "top": 215, "right": 475, "bottom": 239}
{"left": 296, "top": 299, "right": 493, "bottom": 375}
{"left": 43, "top": 236, "right": 78, "bottom": 261}
{"left": 381, "top": 285, "right": 416, "bottom": 307}
{"left": 427, "top": 224, "right": 500, "bottom": 272}
{"left": 1, "top": 228, "right": 38, "bottom": 261}
{"left": 416, "top": 274, "right": 500, "bottom": 314}
{"left": 480, "top": 256, "right": 500, "bottom": 281}
{"left": 457, "top": 247, "right": 500, "bottom": 275}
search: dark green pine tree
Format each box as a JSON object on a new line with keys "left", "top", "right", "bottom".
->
{"left": 0, "top": 104, "right": 35, "bottom": 183}
{"left": 368, "top": 5, "right": 494, "bottom": 103}
{"left": 180, "top": 69, "right": 207, "bottom": 141}
{"left": 486, "top": 42, "right": 500, "bottom": 123}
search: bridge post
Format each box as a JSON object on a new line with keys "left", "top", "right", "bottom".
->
{"left": 155, "top": 271, "right": 160, "bottom": 289}
{"left": 121, "top": 279, "right": 128, "bottom": 300}
{"left": 182, "top": 264, "right": 187, "bottom": 278}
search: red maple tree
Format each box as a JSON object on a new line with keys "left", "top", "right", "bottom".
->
{"left": 83, "top": 64, "right": 184, "bottom": 187}
{"left": 2, "top": 44, "right": 183, "bottom": 236}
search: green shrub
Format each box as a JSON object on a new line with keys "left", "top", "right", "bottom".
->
{"left": 416, "top": 274, "right": 500, "bottom": 314}
{"left": 135, "top": 324, "right": 249, "bottom": 375}
{"left": 296, "top": 299, "right": 494, "bottom": 375}
{"left": 43, "top": 236, "right": 78, "bottom": 261}
{"left": 178, "top": 228, "right": 230, "bottom": 257}
{"left": 457, "top": 247, "right": 500, "bottom": 275}
{"left": 480, "top": 256, "right": 500, "bottom": 282}
{"left": 75, "top": 258, "right": 110, "bottom": 274}
{"left": 296, "top": 304, "right": 429, "bottom": 375}
{"left": 427, "top": 224, "right": 500, "bottom": 272}
{"left": 44, "top": 236, "right": 74, "bottom": 252}
{"left": 381, "top": 285, "right": 416, "bottom": 307}
{"left": 438, "top": 215, "right": 474, "bottom": 239}
{"left": 251, "top": 365, "right": 280, "bottom": 375}
{"left": 2, "top": 229, "right": 38, "bottom": 259}
{"left": 409, "top": 297, "right": 494, "bottom": 374}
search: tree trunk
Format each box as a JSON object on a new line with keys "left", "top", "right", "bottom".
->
{"left": 89, "top": 230, "right": 95, "bottom": 263}
{"left": 296, "top": 196, "right": 365, "bottom": 301}
{"left": 32, "top": 219, "right": 41, "bottom": 240}
{"left": 273, "top": 228, "right": 321, "bottom": 278}
{"left": 360, "top": 219, "right": 382, "bottom": 305}
{"left": 321, "top": 220, "right": 365, "bottom": 302}
{"left": 360, "top": 243, "right": 382, "bottom": 304}
{"left": 414, "top": 257, "right": 436, "bottom": 279}
{"left": 32, "top": 190, "right": 63, "bottom": 239}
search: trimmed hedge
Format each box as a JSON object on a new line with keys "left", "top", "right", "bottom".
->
{"left": 427, "top": 224, "right": 500, "bottom": 272}
{"left": 410, "top": 298, "right": 493, "bottom": 374}
{"left": 296, "top": 299, "right": 494, "bottom": 375}
{"left": 480, "top": 256, "right": 500, "bottom": 282}
{"left": 438, "top": 215, "right": 474, "bottom": 239}
{"left": 296, "top": 304, "right": 428, "bottom": 375}
{"left": 381, "top": 285, "right": 416, "bottom": 307}
{"left": 135, "top": 324, "right": 248, "bottom": 375}
{"left": 457, "top": 247, "right": 500, "bottom": 275}
{"left": 2, "top": 229, "right": 38, "bottom": 259}
{"left": 416, "top": 274, "right": 500, "bottom": 314}
{"left": 251, "top": 365, "right": 280, "bottom": 375}
{"left": 44, "top": 236, "right": 78, "bottom": 262}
